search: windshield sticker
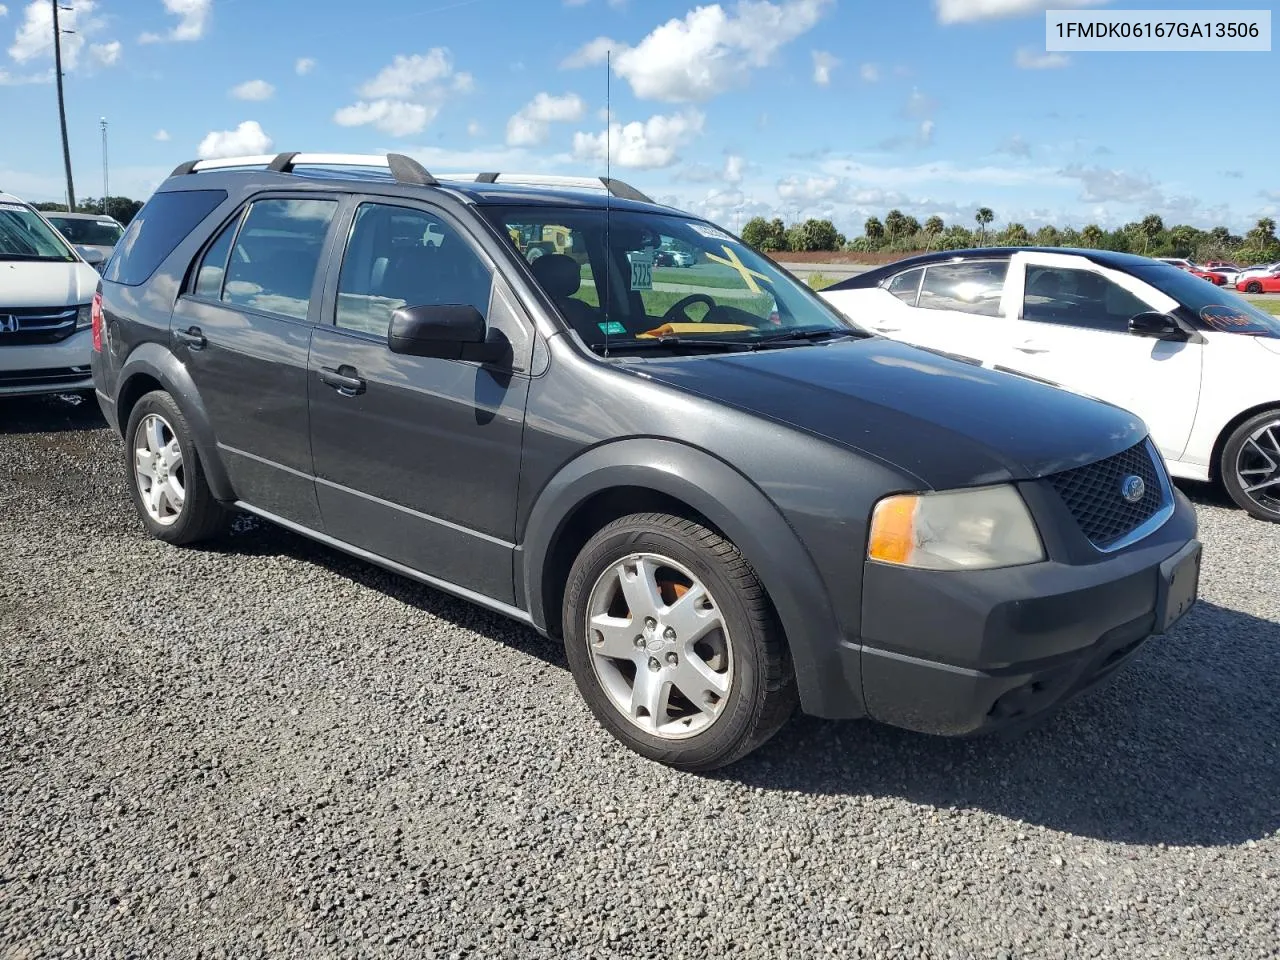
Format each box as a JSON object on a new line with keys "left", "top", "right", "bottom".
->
{"left": 628, "top": 250, "right": 654, "bottom": 291}
{"left": 705, "top": 244, "right": 773, "bottom": 294}
{"left": 597, "top": 320, "right": 627, "bottom": 336}
{"left": 689, "top": 223, "right": 736, "bottom": 243}
{"left": 1200, "top": 304, "right": 1275, "bottom": 334}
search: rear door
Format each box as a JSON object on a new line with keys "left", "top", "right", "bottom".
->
{"left": 999, "top": 251, "right": 1203, "bottom": 461}
{"left": 171, "top": 194, "right": 342, "bottom": 527}
{"left": 307, "top": 198, "right": 533, "bottom": 604}
{"left": 884, "top": 259, "right": 1014, "bottom": 363}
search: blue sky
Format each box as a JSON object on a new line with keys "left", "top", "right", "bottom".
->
{"left": 1, "top": 0, "right": 1275, "bottom": 236}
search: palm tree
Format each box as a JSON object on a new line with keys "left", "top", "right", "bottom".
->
{"left": 884, "top": 209, "right": 908, "bottom": 241}
{"left": 924, "top": 216, "right": 944, "bottom": 250}
{"left": 864, "top": 216, "right": 884, "bottom": 244}
{"left": 1081, "top": 223, "right": 1104, "bottom": 248}
{"left": 1003, "top": 222, "right": 1030, "bottom": 245}
{"left": 974, "top": 207, "right": 994, "bottom": 246}
{"left": 1139, "top": 214, "right": 1164, "bottom": 254}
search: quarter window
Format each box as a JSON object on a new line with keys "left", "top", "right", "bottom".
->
{"left": 1022, "top": 265, "right": 1149, "bottom": 333}
{"left": 335, "top": 203, "right": 493, "bottom": 336}
{"left": 104, "top": 189, "right": 227, "bottom": 286}
{"left": 885, "top": 267, "right": 924, "bottom": 305}
{"left": 220, "top": 198, "right": 337, "bottom": 321}
{"left": 917, "top": 261, "right": 1007, "bottom": 316}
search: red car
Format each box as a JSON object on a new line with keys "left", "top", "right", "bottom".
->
{"left": 1189, "top": 267, "right": 1227, "bottom": 285}
{"left": 1237, "top": 266, "right": 1280, "bottom": 294}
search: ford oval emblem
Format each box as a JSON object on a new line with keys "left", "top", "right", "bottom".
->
{"left": 1121, "top": 475, "right": 1146, "bottom": 503}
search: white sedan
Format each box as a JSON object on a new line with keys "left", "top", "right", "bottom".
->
{"left": 821, "top": 247, "right": 1280, "bottom": 522}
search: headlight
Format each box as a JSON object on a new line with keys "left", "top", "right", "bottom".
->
{"left": 75, "top": 304, "right": 92, "bottom": 329}
{"left": 868, "top": 485, "right": 1045, "bottom": 570}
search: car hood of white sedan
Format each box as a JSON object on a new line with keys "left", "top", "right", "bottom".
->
{"left": 1254, "top": 335, "right": 1280, "bottom": 356}
{"left": 0, "top": 260, "right": 100, "bottom": 308}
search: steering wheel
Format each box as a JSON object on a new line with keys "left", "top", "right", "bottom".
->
{"left": 661, "top": 293, "right": 717, "bottom": 324}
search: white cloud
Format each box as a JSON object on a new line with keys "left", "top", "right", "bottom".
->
{"left": 859, "top": 62, "right": 879, "bottom": 82}
{"left": 197, "top": 120, "right": 272, "bottom": 160}
{"left": 560, "top": 35, "right": 617, "bottom": 69}
{"left": 571, "top": 110, "right": 704, "bottom": 169}
{"left": 811, "top": 50, "right": 838, "bottom": 86}
{"left": 777, "top": 175, "right": 844, "bottom": 204}
{"left": 334, "top": 49, "right": 470, "bottom": 138}
{"left": 0, "top": 66, "right": 51, "bottom": 85}
{"left": 725, "top": 154, "right": 745, "bottom": 183}
{"left": 505, "top": 92, "right": 586, "bottom": 146}
{"left": 139, "top": 0, "right": 211, "bottom": 43}
{"left": 9, "top": 0, "right": 108, "bottom": 69}
{"left": 154, "top": 129, "right": 171, "bottom": 142}
{"left": 935, "top": 0, "right": 1108, "bottom": 23}
{"left": 295, "top": 57, "right": 316, "bottom": 76}
{"left": 0, "top": 5, "right": 9, "bottom": 16}
{"left": 230, "top": 79, "right": 274, "bottom": 101}
{"left": 90, "top": 40, "right": 121, "bottom": 66}
{"left": 1015, "top": 47, "right": 1070, "bottom": 69}
{"left": 562, "top": 0, "right": 834, "bottom": 102}
{"left": 334, "top": 100, "right": 435, "bottom": 137}
{"left": 466, "top": 119, "right": 483, "bottom": 137}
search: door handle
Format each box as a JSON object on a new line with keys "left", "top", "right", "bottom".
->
{"left": 1014, "top": 341, "right": 1049, "bottom": 354}
{"left": 175, "top": 326, "right": 206, "bottom": 350}
{"left": 318, "top": 366, "right": 366, "bottom": 397}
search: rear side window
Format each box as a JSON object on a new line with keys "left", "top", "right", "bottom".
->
{"left": 104, "top": 189, "right": 226, "bottom": 286}
{"left": 885, "top": 267, "right": 923, "bottom": 305}
{"left": 221, "top": 199, "right": 337, "bottom": 320}
{"left": 918, "top": 261, "right": 1007, "bottom": 317}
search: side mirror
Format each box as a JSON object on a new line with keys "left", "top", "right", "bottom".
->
{"left": 1128, "top": 311, "right": 1186, "bottom": 341}
{"left": 77, "top": 246, "right": 105, "bottom": 267}
{"left": 387, "top": 304, "right": 507, "bottom": 363}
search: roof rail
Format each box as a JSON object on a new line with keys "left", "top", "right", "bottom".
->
{"left": 168, "top": 152, "right": 438, "bottom": 186}
{"left": 445, "top": 172, "right": 654, "bottom": 204}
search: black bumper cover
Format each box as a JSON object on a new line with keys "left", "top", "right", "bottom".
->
{"left": 855, "top": 488, "right": 1199, "bottom": 736}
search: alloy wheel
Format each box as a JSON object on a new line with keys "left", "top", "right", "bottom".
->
{"left": 585, "top": 553, "right": 734, "bottom": 740}
{"left": 133, "top": 413, "right": 185, "bottom": 525}
{"left": 1236, "top": 419, "right": 1280, "bottom": 516}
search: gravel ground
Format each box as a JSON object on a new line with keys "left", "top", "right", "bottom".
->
{"left": 2, "top": 393, "right": 1278, "bottom": 960}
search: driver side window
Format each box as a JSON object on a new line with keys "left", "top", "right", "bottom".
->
{"left": 335, "top": 202, "right": 493, "bottom": 336}
{"left": 1022, "top": 265, "right": 1149, "bottom": 333}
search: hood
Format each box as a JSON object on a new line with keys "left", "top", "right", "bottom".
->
{"left": 0, "top": 260, "right": 100, "bottom": 309}
{"left": 632, "top": 337, "right": 1146, "bottom": 489}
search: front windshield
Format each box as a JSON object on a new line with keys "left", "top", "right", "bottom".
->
{"left": 0, "top": 205, "right": 77, "bottom": 262}
{"left": 1132, "top": 262, "right": 1280, "bottom": 338}
{"left": 483, "top": 205, "right": 856, "bottom": 349}
{"left": 47, "top": 216, "right": 124, "bottom": 247}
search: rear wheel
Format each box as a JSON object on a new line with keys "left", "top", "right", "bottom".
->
{"left": 1245, "top": 281, "right": 1263, "bottom": 294}
{"left": 1220, "top": 409, "right": 1280, "bottom": 523}
{"left": 562, "top": 513, "right": 797, "bottom": 771}
{"left": 124, "top": 390, "right": 227, "bottom": 544}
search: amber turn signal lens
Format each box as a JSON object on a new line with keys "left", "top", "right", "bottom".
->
{"left": 868, "top": 494, "right": 919, "bottom": 565}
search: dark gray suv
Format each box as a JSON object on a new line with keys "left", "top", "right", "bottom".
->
{"left": 90, "top": 153, "right": 1201, "bottom": 770}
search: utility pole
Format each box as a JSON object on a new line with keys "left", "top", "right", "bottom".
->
{"left": 100, "top": 117, "right": 109, "bottom": 200}
{"left": 52, "top": 0, "right": 76, "bottom": 211}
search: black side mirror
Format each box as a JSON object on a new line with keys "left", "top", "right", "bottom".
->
{"left": 1128, "top": 312, "right": 1187, "bottom": 341}
{"left": 387, "top": 304, "right": 507, "bottom": 363}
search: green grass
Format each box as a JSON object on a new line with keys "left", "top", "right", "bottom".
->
{"left": 805, "top": 271, "right": 836, "bottom": 291}
{"left": 1244, "top": 296, "right": 1280, "bottom": 316}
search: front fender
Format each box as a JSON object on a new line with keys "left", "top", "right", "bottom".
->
{"left": 520, "top": 438, "right": 864, "bottom": 719}
{"left": 115, "top": 343, "right": 234, "bottom": 502}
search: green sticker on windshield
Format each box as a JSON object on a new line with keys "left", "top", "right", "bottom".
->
{"left": 598, "top": 321, "right": 626, "bottom": 335}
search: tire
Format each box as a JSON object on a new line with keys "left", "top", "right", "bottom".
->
{"left": 1219, "top": 409, "right": 1280, "bottom": 523}
{"left": 562, "top": 512, "right": 797, "bottom": 771}
{"left": 124, "top": 390, "right": 227, "bottom": 544}
{"left": 1246, "top": 281, "right": 1263, "bottom": 294}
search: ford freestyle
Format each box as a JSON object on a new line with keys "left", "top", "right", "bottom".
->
{"left": 90, "top": 153, "right": 1201, "bottom": 770}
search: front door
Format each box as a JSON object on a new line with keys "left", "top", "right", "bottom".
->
{"left": 307, "top": 199, "right": 533, "bottom": 605}
{"left": 170, "top": 194, "right": 341, "bottom": 526}
{"left": 998, "top": 251, "right": 1203, "bottom": 462}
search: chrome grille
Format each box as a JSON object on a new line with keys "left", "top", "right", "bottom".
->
{"left": 1045, "top": 441, "right": 1167, "bottom": 549}
{"left": 0, "top": 306, "right": 79, "bottom": 345}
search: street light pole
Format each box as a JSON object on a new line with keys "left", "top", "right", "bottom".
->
{"left": 100, "top": 117, "right": 109, "bottom": 199}
{"left": 52, "top": 0, "right": 76, "bottom": 210}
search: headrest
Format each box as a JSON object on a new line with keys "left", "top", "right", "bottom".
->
{"left": 530, "top": 254, "right": 581, "bottom": 299}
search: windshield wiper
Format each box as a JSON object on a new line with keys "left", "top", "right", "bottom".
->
{"left": 753, "top": 328, "right": 868, "bottom": 345}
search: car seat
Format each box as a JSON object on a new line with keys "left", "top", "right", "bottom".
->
{"left": 530, "top": 254, "right": 602, "bottom": 339}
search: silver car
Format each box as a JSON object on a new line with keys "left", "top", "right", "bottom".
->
{"left": 43, "top": 212, "right": 124, "bottom": 269}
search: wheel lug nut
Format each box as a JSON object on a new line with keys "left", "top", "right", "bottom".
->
{"left": 648, "top": 658, "right": 661, "bottom": 672}
{"left": 644, "top": 617, "right": 657, "bottom": 630}
{"left": 663, "top": 627, "right": 676, "bottom": 641}
{"left": 634, "top": 637, "right": 646, "bottom": 649}
{"left": 665, "top": 652, "right": 678, "bottom": 665}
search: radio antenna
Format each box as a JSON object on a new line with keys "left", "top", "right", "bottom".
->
{"left": 603, "top": 50, "right": 612, "bottom": 356}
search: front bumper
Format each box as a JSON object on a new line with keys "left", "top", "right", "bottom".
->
{"left": 0, "top": 329, "right": 93, "bottom": 396}
{"left": 855, "top": 488, "right": 1199, "bottom": 737}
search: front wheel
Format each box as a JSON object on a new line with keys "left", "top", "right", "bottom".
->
{"left": 1245, "top": 281, "right": 1263, "bottom": 294}
{"left": 1220, "top": 410, "right": 1280, "bottom": 522}
{"left": 562, "top": 513, "right": 797, "bottom": 771}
